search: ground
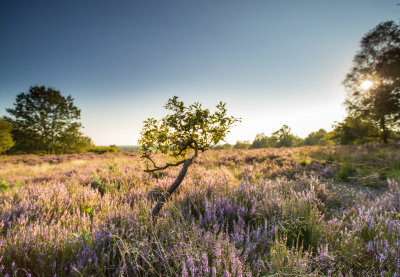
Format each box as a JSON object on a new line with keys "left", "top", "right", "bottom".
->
{"left": 0, "top": 144, "right": 399, "bottom": 276}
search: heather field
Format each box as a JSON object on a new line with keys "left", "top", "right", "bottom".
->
{"left": 1, "top": 145, "right": 400, "bottom": 276}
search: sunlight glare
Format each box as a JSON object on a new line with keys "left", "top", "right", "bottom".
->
{"left": 361, "top": 80, "right": 373, "bottom": 90}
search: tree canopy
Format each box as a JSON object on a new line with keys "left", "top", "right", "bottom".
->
{"left": 330, "top": 116, "right": 380, "bottom": 145}
{"left": 270, "top": 125, "right": 303, "bottom": 148}
{"left": 5, "top": 85, "right": 91, "bottom": 154}
{"left": 138, "top": 96, "right": 240, "bottom": 217}
{"left": 343, "top": 21, "right": 400, "bottom": 143}
{"left": 303, "top": 129, "right": 333, "bottom": 146}
{"left": 0, "top": 118, "right": 14, "bottom": 154}
{"left": 250, "top": 125, "right": 303, "bottom": 149}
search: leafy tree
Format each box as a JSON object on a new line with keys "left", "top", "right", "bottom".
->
{"left": 250, "top": 133, "right": 277, "bottom": 149}
{"left": 343, "top": 21, "right": 400, "bottom": 143}
{"left": 233, "top": 140, "right": 251, "bottom": 149}
{"left": 138, "top": 96, "right": 240, "bottom": 218}
{"left": 271, "top": 125, "right": 303, "bottom": 148}
{"left": 250, "top": 126, "right": 304, "bottom": 149}
{"left": 303, "top": 129, "right": 333, "bottom": 146}
{"left": 0, "top": 118, "right": 14, "bottom": 154}
{"left": 59, "top": 131, "right": 94, "bottom": 154}
{"left": 5, "top": 85, "right": 85, "bottom": 154}
{"left": 330, "top": 116, "right": 380, "bottom": 145}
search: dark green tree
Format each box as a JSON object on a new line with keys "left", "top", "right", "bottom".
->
{"left": 343, "top": 21, "right": 400, "bottom": 143}
{"left": 303, "top": 129, "right": 333, "bottom": 146}
{"left": 5, "top": 85, "right": 85, "bottom": 154}
{"left": 250, "top": 133, "right": 277, "bottom": 149}
{"left": 330, "top": 116, "right": 380, "bottom": 145}
{"left": 0, "top": 118, "right": 14, "bottom": 154}
{"left": 271, "top": 125, "right": 303, "bottom": 148}
{"left": 58, "top": 125, "right": 94, "bottom": 154}
{"left": 138, "top": 96, "right": 240, "bottom": 218}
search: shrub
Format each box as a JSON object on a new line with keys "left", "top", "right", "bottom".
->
{"left": 87, "top": 146, "right": 118, "bottom": 154}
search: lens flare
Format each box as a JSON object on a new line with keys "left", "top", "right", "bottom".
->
{"left": 361, "top": 80, "right": 373, "bottom": 90}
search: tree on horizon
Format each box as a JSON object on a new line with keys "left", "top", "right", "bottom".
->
{"left": 5, "top": 85, "right": 91, "bottom": 154}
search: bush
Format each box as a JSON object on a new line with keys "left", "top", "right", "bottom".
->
{"left": 87, "top": 146, "right": 118, "bottom": 154}
{"left": 337, "top": 163, "right": 356, "bottom": 180}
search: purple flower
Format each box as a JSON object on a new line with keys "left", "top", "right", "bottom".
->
{"left": 182, "top": 261, "right": 188, "bottom": 277}
{"left": 202, "top": 252, "right": 209, "bottom": 275}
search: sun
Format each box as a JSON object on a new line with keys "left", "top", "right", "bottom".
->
{"left": 361, "top": 80, "right": 373, "bottom": 90}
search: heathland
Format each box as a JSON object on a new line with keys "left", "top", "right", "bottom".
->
{"left": 1, "top": 144, "right": 399, "bottom": 276}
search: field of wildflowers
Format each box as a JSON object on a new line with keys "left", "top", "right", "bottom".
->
{"left": 0, "top": 144, "right": 400, "bottom": 276}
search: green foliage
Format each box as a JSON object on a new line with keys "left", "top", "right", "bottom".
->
{"left": 212, "top": 143, "right": 233, "bottom": 150}
{"left": 303, "top": 129, "right": 333, "bottom": 146}
{"left": 109, "top": 144, "right": 123, "bottom": 152}
{"left": 91, "top": 171, "right": 105, "bottom": 196}
{"left": 330, "top": 116, "right": 380, "bottom": 145}
{"left": 233, "top": 140, "right": 250, "bottom": 149}
{"left": 58, "top": 132, "right": 94, "bottom": 154}
{"left": 337, "top": 163, "right": 356, "bottom": 181}
{"left": 250, "top": 133, "right": 277, "bottom": 149}
{"left": 0, "top": 180, "right": 10, "bottom": 192}
{"left": 251, "top": 125, "right": 304, "bottom": 149}
{"left": 138, "top": 96, "right": 240, "bottom": 160}
{"left": 5, "top": 85, "right": 91, "bottom": 154}
{"left": 72, "top": 230, "right": 92, "bottom": 246}
{"left": 271, "top": 125, "right": 304, "bottom": 147}
{"left": 299, "top": 160, "right": 311, "bottom": 166}
{"left": 0, "top": 118, "right": 14, "bottom": 154}
{"left": 117, "top": 145, "right": 140, "bottom": 152}
{"left": 87, "top": 146, "right": 118, "bottom": 154}
{"left": 343, "top": 21, "right": 400, "bottom": 143}
{"left": 107, "top": 157, "right": 120, "bottom": 174}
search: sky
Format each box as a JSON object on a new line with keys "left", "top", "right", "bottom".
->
{"left": 1, "top": 0, "right": 399, "bottom": 145}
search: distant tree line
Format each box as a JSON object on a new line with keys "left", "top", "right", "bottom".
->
{"left": 212, "top": 126, "right": 333, "bottom": 150}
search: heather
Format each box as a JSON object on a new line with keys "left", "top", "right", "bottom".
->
{"left": 1, "top": 144, "right": 400, "bottom": 276}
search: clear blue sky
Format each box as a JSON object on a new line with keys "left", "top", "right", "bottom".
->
{"left": 1, "top": 0, "right": 398, "bottom": 145}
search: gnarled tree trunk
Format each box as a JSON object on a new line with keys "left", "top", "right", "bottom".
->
{"left": 151, "top": 141, "right": 198, "bottom": 219}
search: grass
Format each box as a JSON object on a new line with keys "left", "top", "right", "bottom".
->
{"left": 0, "top": 144, "right": 399, "bottom": 276}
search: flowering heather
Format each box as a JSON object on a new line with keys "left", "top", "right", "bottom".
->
{"left": 0, "top": 144, "right": 400, "bottom": 276}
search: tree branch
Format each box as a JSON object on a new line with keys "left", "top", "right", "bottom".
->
{"left": 143, "top": 158, "right": 186, "bottom": 173}
{"left": 141, "top": 139, "right": 198, "bottom": 172}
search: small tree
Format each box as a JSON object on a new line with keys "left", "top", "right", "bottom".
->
{"left": 138, "top": 96, "right": 240, "bottom": 218}
{"left": 0, "top": 118, "right": 14, "bottom": 154}
{"left": 5, "top": 85, "right": 84, "bottom": 154}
